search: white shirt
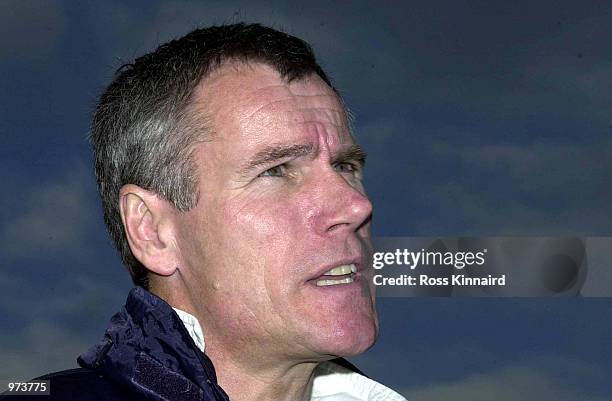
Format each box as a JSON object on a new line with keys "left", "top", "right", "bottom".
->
{"left": 173, "top": 308, "right": 407, "bottom": 401}
{"left": 173, "top": 307, "right": 206, "bottom": 352}
{"left": 312, "top": 361, "right": 407, "bottom": 401}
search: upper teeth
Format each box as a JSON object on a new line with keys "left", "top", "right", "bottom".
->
{"left": 322, "top": 264, "right": 357, "bottom": 276}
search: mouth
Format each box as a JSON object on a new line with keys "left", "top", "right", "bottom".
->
{"left": 312, "top": 263, "right": 357, "bottom": 287}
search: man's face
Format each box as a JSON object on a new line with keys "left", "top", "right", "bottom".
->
{"left": 176, "top": 63, "right": 377, "bottom": 362}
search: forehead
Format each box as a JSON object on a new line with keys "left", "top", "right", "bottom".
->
{"left": 190, "top": 62, "right": 352, "bottom": 146}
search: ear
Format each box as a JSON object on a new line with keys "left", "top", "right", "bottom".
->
{"left": 119, "top": 184, "right": 179, "bottom": 276}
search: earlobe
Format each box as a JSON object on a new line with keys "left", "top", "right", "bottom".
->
{"left": 119, "top": 185, "right": 178, "bottom": 276}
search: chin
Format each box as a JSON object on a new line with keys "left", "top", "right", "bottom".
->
{"left": 309, "top": 318, "right": 379, "bottom": 359}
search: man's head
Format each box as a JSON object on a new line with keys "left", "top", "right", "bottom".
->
{"left": 92, "top": 23, "right": 377, "bottom": 361}
{"left": 92, "top": 23, "right": 335, "bottom": 289}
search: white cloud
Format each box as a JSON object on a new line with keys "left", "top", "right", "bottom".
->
{"left": 418, "top": 137, "right": 612, "bottom": 234}
{"left": 0, "top": 320, "right": 88, "bottom": 381}
{"left": 455, "top": 139, "right": 612, "bottom": 191}
{"left": 1, "top": 163, "right": 96, "bottom": 259}
{"left": 400, "top": 362, "right": 605, "bottom": 401}
{"left": 356, "top": 117, "right": 611, "bottom": 235}
{"left": 0, "top": 272, "right": 131, "bottom": 382}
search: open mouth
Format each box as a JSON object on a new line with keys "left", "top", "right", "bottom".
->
{"left": 314, "top": 264, "right": 357, "bottom": 287}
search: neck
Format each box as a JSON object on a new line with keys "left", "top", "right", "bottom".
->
{"left": 207, "top": 347, "right": 319, "bottom": 401}
{"left": 150, "top": 274, "right": 321, "bottom": 401}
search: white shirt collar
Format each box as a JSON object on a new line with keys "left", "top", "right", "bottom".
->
{"left": 172, "top": 307, "right": 205, "bottom": 352}
{"left": 312, "top": 361, "right": 407, "bottom": 401}
{"left": 172, "top": 307, "right": 406, "bottom": 401}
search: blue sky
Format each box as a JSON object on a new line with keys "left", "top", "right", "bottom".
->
{"left": 1, "top": 1, "right": 611, "bottom": 399}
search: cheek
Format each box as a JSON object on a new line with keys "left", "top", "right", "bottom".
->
{"left": 228, "top": 195, "right": 312, "bottom": 286}
{"left": 229, "top": 194, "right": 307, "bottom": 244}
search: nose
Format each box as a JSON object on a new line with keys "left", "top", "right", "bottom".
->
{"left": 311, "top": 169, "right": 373, "bottom": 236}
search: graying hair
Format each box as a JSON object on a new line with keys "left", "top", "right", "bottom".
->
{"left": 91, "top": 23, "right": 336, "bottom": 288}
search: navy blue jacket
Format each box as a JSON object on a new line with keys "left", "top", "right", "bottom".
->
{"left": 1, "top": 287, "right": 363, "bottom": 401}
{"left": 1, "top": 287, "right": 229, "bottom": 401}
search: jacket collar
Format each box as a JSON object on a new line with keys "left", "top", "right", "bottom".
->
{"left": 77, "top": 287, "right": 229, "bottom": 401}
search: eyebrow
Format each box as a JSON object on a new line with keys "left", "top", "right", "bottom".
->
{"left": 332, "top": 144, "right": 367, "bottom": 167}
{"left": 239, "top": 143, "right": 315, "bottom": 174}
{"left": 238, "top": 142, "right": 367, "bottom": 175}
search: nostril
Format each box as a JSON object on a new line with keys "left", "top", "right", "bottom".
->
{"left": 327, "top": 223, "right": 346, "bottom": 232}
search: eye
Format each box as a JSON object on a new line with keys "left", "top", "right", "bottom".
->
{"left": 334, "top": 162, "right": 359, "bottom": 174}
{"left": 258, "top": 164, "right": 286, "bottom": 178}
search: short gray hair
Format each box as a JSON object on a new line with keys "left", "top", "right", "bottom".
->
{"left": 91, "top": 23, "right": 336, "bottom": 288}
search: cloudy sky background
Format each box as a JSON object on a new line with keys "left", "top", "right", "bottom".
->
{"left": 1, "top": 1, "right": 611, "bottom": 399}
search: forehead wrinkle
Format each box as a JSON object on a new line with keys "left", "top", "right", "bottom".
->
{"left": 293, "top": 119, "right": 351, "bottom": 151}
{"left": 241, "top": 92, "right": 346, "bottom": 127}
{"left": 306, "top": 120, "right": 345, "bottom": 159}
{"left": 288, "top": 108, "right": 347, "bottom": 129}
{"left": 241, "top": 105, "right": 351, "bottom": 150}
{"left": 246, "top": 80, "right": 337, "bottom": 104}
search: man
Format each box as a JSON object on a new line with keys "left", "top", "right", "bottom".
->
{"left": 2, "top": 23, "right": 406, "bottom": 401}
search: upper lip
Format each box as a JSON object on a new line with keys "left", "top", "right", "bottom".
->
{"left": 308, "top": 257, "right": 362, "bottom": 281}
